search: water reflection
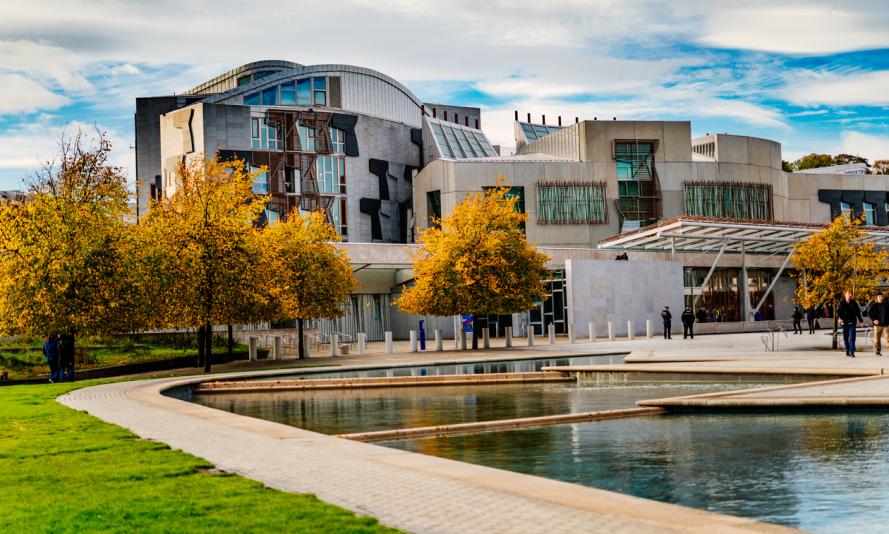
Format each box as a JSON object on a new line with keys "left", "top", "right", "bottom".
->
{"left": 384, "top": 414, "right": 889, "bottom": 533}
{"left": 193, "top": 382, "right": 755, "bottom": 436}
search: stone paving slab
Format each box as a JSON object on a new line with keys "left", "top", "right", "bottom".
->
{"left": 59, "top": 372, "right": 796, "bottom": 534}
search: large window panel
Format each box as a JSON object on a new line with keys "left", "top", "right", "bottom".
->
{"left": 536, "top": 182, "right": 607, "bottom": 224}
{"left": 683, "top": 182, "right": 772, "bottom": 221}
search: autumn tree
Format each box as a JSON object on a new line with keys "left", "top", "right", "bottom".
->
{"left": 791, "top": 215, "right": 888, "bottom": 348}
{"left": 0, "top": 131, "right": 138, "bottom": 362}
{"left": 138, "top": 156, "right": 269, "bottom": 372}
{"left": 261, "top": 211, "right": 356, "bottom": 358}
{"left": 397, "top": 185, "right": 549, "bottom": 349}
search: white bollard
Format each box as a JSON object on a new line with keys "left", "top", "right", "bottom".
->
{"left": 528, "top": 328, "right": 536, "bottom": 346}
{"left": 358, "top": 333, "right": 367, "bottom": 355}
{"left": 385, "top": 331, "right": 393, "bottom": 354}
{"left": 589, "top": 322, "right": 597, "bottom": 342}
{"left": 453, "top": 316, "right": 461, "bottom": 349}
{"left": 482, "top": 327, "right": 490, "bottom": 349}
{"left": 548, "top": 324, "right": 556, "bottom": 344}
{"left": 248, "top": 336, "right": 258, "bottom": 361}
{"left": 434, "top": 329, "right": 443, "bottom": 351}
{"left": 409, "top": 330, "right": 418, "bottom": 353}
{"left": 646, "top": 319, "right": 653, "bottom": 339}
{"left": 608, "top": 321, "right": 615, "bottom": 341}
{"left": 330, "top": 333, "right": 339, "bottom": 357}
{"left": 459, "top": 329, "right": 467, "bottom": 350}
{"left": 627, "top": 321, "right": 634, "bottom": 340}
{"left": 273, "top": 335, "right": 283, "bottom": 361}
{"left": 505, "top": 326, "right": 513, "bottom": 348}
{"left": 568, "top": 322, "right": 575, "bottom": 344}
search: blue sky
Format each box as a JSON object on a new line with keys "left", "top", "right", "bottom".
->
{"left": 1, "top": 0, "right": 889, "bottom": 189}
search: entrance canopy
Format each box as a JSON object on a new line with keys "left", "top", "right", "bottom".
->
{"left": 598, "top": 216, "right": 889, "bottom": 255}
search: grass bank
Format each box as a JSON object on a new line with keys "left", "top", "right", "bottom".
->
{"left": 0, "top": 381, "right": 396, "bottom": 533}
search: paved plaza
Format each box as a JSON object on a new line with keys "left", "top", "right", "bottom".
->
{"left": 59, "top": 330, "right": 889, "bottom": 533}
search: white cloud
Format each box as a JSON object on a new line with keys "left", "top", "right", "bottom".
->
{"left": 0, "top": 40, "right": 92, "bottom": 91}
{"left": 785, "top": 71, "right": 889, "bottom": 106}
{"left": 840, "top": 131, "right": 889, "bottom": 163}
{"left": 0, "top": 74, "right": 68, "bottom": 115}
{"left": 698, "top": 4, "right": 889, "bottom": 55}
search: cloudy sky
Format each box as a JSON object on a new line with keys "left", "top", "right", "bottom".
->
{"left": 1, "top": 0, "right": 889, "bottom": 188}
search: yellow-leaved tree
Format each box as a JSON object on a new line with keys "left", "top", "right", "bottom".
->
{"left": 261, "top": 211, "right": 356, "bottom": 359}
{"left": 397, "top": 185, "right": 549, "bottom": 349}
{"left": 0, "top": 131, "right": 137, "bottom": 359}
{"left": 792, "top": 215, "right": 888, "bottom": 348}
{"left": 138, "top": 157, "right": 270, "bottom": 372}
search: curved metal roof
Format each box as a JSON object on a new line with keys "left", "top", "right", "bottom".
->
{"left": 185, "top": 60, "right": 304, "bottom": 95}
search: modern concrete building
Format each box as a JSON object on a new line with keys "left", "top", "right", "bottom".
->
{"left": 136, "top": 61, "right": 889, "bottom": 342}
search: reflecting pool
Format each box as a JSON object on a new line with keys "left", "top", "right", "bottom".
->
{"left": 191, "top": 382, "right": 756, "bottom": 435}
{"left": 383, "top": 413, "right": 889, "bottom": 533}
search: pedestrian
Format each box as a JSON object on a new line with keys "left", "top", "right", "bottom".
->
{"left": 806, "top": 306, "right": 817, "bottom": 334}
{"left": 695, "top": 307, "right": 708, "bottom": 324}
{"left": 792, "top": 306, "right": 803, "bottom": 335}
{"left": 837, "top": 289, "right": 864, "bottom": 357}
{"left": 42, "top": 333, "right": 61, "bottom": 383}
{"left": 681, "top": 307, "right": 695, "bottom": 339}
{"left": 661, "top": 306, "right": 672, "bottom": 339}
{"left": 59, "top": 333, "right": 75, "bottom": 382}
{"left": 868, "top": 293, "right": 889, "bottom": 357}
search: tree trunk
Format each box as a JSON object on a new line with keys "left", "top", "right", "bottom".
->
{"left": 227, "top": 324, "right": 233, "bottom": 359}
{"left": 471, "top": 313, "right": 479, "bottom": 350}
{"left": 197, "top": 326, "right": 205, "bottom": 368}
{"left": 298, "top": 318, "right": 305, "bottom": 360}
{"left": 204, "top": 323, "right": 213, "bottom": 373}
{"left": 832, "top": 305, "right": 839, "bottom": 350}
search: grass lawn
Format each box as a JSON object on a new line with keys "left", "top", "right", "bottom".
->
{"left": 0, "top": 381, "right": 397, "bottom": 533}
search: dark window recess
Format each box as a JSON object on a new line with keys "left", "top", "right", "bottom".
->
{"left": 328, "top": 76, "right": 342, "bottom": 108}
{"left": 427, "top": 190, "right": 441, "bottom": 228}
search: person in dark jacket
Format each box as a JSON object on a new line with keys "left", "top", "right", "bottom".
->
{"left": 838, "top": 290, "right": 864, "bottom": 357}
{"left": 661, "top": 306, "right": 672, "bottom": 339}
{"left": 806, "top": 306, "right": 818, "bottom": 334}
{"left": 868, "top": 293, "right": 889, "bottom": 356}
{"left": 681, "top": 307, "right": 695, "bottom": 339}
{"left": 59, "top": 333, "right": 75, "bottom": 382}
{"left": 791, "top": 306, "right": 803, "bottom": 335}
{"left": 42, "top": 334, "right": 61, "bottom": 383}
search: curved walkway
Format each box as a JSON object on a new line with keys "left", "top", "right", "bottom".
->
{"left": 59, "top": 370, "right": 794, "bottom": 534}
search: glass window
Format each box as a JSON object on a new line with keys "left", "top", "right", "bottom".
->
{"left": 313, "top": 77, "right": 327, "bottom": 106}
{"left": 683, "top": 182, "right": 771, "bottom": 221}
{"left": 864, "top": 202, "right": 876, "bottom": 225}
{"left": 251, "top": 118, "right": 260, "bottom": 149}
{"left": 427, "top": 190, "right": 441, "bottom": 228}
{"left": 254, "top": 70, "right": 274, "bottom": 80}
{"left": 841, "top": 201, "right": 853, "bottom": 218}
{"left": 251, "top": 167, "right": 269, "bottom": 194}
{"left": 296, "top": 79, "right": 311, "bottom": 106}
{"left": 536, "top": 182, "right": 607, "bottom": 224}
{"left": 313, "top": 77, "right": 327, "bottom": 90}
{"left": 280, "top": 82, "right": 296, "bottom": 105}
{"left": 237, "top": 75, "right": 252, "bottom": 86}
{"left": 314, "top": 90, "right": 326, "bottom": 106}
{"left": 331, "top": 128, "right": 345, "bottom": 154}
{"left": 299, "top": 125, "right": 316, "bottom": 152}
{"left": 338, "top": 157, "right": 346, "bottom": 194}
{"left": 316, "top": 156, "right": 338, "bottom": 193}
{"left": 244, "top": 92, "right": 260, "bottom": 106}
{"left": 261, "top": 87, "right": 277, "bottom": 105}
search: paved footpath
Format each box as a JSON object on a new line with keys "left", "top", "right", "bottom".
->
{"left": 60, "top": 363, "right": 795, "bottom": 533}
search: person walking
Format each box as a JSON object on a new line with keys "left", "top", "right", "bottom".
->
{"left": 59, "top": 333, "right": 75, "bottom": 382}
{"left": 868, "top": 293, "right": 889, "bottom": 356}
{"left": 681, "top": 307, "right": 695, "bottom": 339}
{"left": 806, "top": 306, "right": 817, "bottom": 334}
{"left": 837, "top": 289, "right": 864, "bottom": 357}
{"left": 42, "top": 334, "right": 61, "bottom": 383}
{"left": 661, "top": 306, "right": 672, "bottom": 339}
{"left": 791, "top": 306, "right": 803, "bottom": 335}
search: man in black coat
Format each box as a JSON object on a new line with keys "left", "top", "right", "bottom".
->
{"left": 661, "top": 306, "right": 672, "bottom": 339}
{"left": 805, "top": 306, "right": 818, "bottom": 334}
{"left": 681, "top": 307, "right": 695, "bottom": 339}
{"left": 868, "top": 293, "right": 889, "bottom": 356}
{"left": 837, "top": 290, "right": 864, "bottom": 357}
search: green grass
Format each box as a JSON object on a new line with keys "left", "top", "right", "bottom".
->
{"left": 0, "top": 382, "right": 397, "bottom": 533}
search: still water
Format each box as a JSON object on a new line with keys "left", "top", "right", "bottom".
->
{"left": 384, "top": 413, "right": 889, "bottom": 533}
{"left": 192, "top": 382, "right": 755, "bottom": 435}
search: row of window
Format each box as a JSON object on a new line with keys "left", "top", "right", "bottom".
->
{"left": 430, "top": 121, "right": 497, "bottom": 159}
{"left": 244, "top": 76, "right": 331, "bottom": 107}
{"left": 841, "top": 201, "right": 886, "bottom": 225}
{"left": 250, "top": 118, "right": 345, "bottom": 154}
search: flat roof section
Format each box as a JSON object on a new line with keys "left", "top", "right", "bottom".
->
{"left": 597, "top": 216, "right": 889, "bottom": 254}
